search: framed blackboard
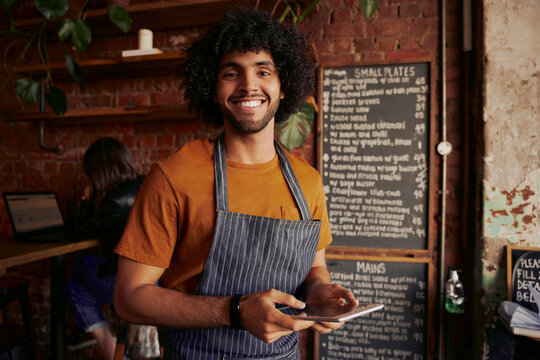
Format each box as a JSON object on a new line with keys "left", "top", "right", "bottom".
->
{"left": 316, "top": 257, "right": 428, "bottom": 360}
{"left": 318, "top": 62, "right": 431, "bottom": 249}
{"left": 507, "top": 245, "right": 540, "bottom": 312}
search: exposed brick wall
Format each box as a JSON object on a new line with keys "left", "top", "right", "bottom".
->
{"left": 0, "top": 0, "right": 465, "bottom": 358}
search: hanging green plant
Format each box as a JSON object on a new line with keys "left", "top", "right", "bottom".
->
{"left": 276, "top": 102, "right": 315, "bottom": 151}
{"left": 273, "top": 0, "right": 380, "bottom": 150}
{"left": 0, "top": 0, "right": 132, "bottom": 116}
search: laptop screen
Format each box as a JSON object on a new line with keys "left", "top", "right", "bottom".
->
{"left": 4, "top": 192, "right": 65, "bottom": 234}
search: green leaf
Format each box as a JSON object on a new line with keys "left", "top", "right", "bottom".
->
{"left": 72, "top": 19, "right": 92, "bottom": 51}
{"left": 64, "top": 53, "right": 83, "bottom": 89}
{"left": 0, "top": 0, "right": 15, "bottom": 9}
{"left": 361, "top": 0, "right": 380, "bottom": 19}
{"left": 35, "top": 0, "right": 69, "bottom": 20}
{"left": 276, "top": 102, "right": 315, "bottom": 150}
{"left": 14, "top": 78, "right": 40, "bottom": 104}
{"left": 108, "top": 6, "right": 132, "bottom": 33}
{"left": 298, "top": 0, "right": 320, "bottom": 23}
{"left": 57, "top": 18, "right": 74, "bottom": 42}
{"left": 45, "top": 86, "right": 67, "bottom": 116}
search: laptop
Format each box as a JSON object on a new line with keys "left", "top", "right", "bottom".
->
{"left": 3, "top": 191, "right": 74, "bottom": 243}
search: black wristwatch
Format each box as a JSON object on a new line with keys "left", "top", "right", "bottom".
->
{"left": 229, "top": 294, "right": 244, "bottom": 330}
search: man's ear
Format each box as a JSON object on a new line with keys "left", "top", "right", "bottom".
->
{"left": 213, "top": 95, "right": 218, "bottom": 103}
{"left": 280, "top": 91, "right": 285, "bottom": 100}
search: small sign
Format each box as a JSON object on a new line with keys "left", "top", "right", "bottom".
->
{"left": 507, "top": 245, "right": 540, "bottom": 312}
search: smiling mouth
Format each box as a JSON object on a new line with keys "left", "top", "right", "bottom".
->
{"left": 231, "top": 99, "right": 266, "bottom": 108}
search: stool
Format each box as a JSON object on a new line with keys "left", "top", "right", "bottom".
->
{"left": 0, "top": 276, "right": 40, "bottom": 360}
{"left": 0, "top": 322, "right": 25, "bottom": 360}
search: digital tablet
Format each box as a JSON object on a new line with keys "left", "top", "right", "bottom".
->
{"left": 280, "top": 302, "right": 384, "bottom": 322}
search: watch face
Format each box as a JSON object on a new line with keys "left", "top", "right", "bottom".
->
{"left": 437, "top": 141, "right": 453, "bottom": 156}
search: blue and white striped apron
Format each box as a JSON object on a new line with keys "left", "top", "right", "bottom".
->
{"left": 163, "top": 134, "right": 321, "bottom": 359}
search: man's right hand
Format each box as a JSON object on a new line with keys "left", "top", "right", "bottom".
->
{"left": 237, "top": 289, "right": 315, "bottom": 344}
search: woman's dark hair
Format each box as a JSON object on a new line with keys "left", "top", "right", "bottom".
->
{"left": 179, "top": 6, "right": 315, "bottom": 126}
{"left": 83, "top": 137, "right": 137, "bottom": 197}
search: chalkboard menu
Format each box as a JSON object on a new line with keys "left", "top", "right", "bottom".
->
{"left": 507, "top": 246, "right": 540, "bottom": 312}
{"left": 319, "top": 62, "right": 430, "bottom": 249}
{"left": 318, "top": 258, "right": 427, "bottom": 360}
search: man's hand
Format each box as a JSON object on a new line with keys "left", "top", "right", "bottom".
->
{"left": 304, "top": 279, "right": 358, "bottom": 334}
{"left": 237, "top": 289, "right": 315, "bottom": 344}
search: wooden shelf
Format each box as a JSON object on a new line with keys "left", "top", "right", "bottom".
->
{"left": 11, "top": 104, "right": 198, "bottom": 125}
{"left": 12, "top": 0, "right": 268, "bottom": 36}
{"left": 13, "top": 52, "right": 184, "bottom": 82}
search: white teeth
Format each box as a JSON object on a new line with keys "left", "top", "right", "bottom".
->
{"left": 238, "top": 100, "right": 262, "bottom": 107}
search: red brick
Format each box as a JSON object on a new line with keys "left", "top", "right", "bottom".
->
{"left": 423, "top": 2, "right": 439, "bottom": 17}
{"left": 411, "top": 18, "right": 438, "bottom": 36}
{"left": 20, "top": 174, "right": 44, "bottom": 187}
{"left": 59, "top": 162, "right": 76, "bottom": 174}
{"left": 1, "top": 150, "right": 21, "bottom": 161}
{"left": 44, "top": 162, "right": 57, "bottom": 173}
{"left": 1, "top": 162, "right": 14, "bottom": 173}
{"left": 334, "top": 38, "right": 352, "bottom": 54}
{"left": 0, "top": 174, "right": 17, "bottom": 188}
{"left": 117, "top": 94, "right": 151, "bottom": 107}
{"left": 387, "top": 50, "right": 431, "bottom": 61}
{"left": 137, "top": 135, "right": 158, "bottom": 148}
{"left": 367, "top": 20, "right": 409, "bottom": 37}
{"left": 13, "top": 161, "right": 27, "bottom": 173}
{"left": 158, "top": 134, "right": 175, "bottom": 148}
{"left": 151, "top": 92, "right": 183, "bottom": 106}
{"left": 157, "top": 149, "right": 173, "bottom": 160}
{"left": 136, "top": 78, "right": 157, "bottom": 92}
{"left": 325, "top": 23, "right": 364, "bottom": 38}
{"left": 363, "top": 51, "right": 386, "bottom": 62}
{"left": 314, "top": 39, "right": 333, "bottom": 54}
{"left": 378, "top": 37, "right": 399, "bottom": 51}
{"left": 134, "top": 122, "right": 167, "bottom": 134}
{"left": 82, "top": 95, "right": 113, "bottom": 108}
{"left": 99, "top": 123, "right": 117, "bottom": 135}
{"left": 306, "top": 8, "right": 331, "bottom": 25}
{"left": 423, "top": 33, "right": 439, "bottom": 49}
{"left": 326, "top": 0, "right": 343, "bottom": 8}
{"left": 399, "top": 38, "right": 420, "bottom": 51}
{"left": 354, "top": 37, "right": 376, "bottom": 51}
{"left": 116, "top": 123, "right": 135, "bottom": 135}
{"left": 332, "top": 8, "right": 352, "bottom": 23}
{"left": 375, "top": 4, "right": 399, "bottom": 20}
{"left": 24, "top": 150, "right": 54, "bottom": 161}
{"left": 399, "top": 3, "right": 421, "bottom": 18}
{"left": 123, "top": 135, "right": 137, "bottom": 148}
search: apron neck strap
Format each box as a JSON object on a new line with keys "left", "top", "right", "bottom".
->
{"left": 213, "top": 132, "right": 312, "bottom": 221}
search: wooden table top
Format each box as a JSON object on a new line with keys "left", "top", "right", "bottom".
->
{"left": 0, "top": 238, "right": 100, "bottom": 272}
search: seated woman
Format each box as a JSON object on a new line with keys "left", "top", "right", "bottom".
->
{"left": 66, "top": 137, "right": 144, "bottom": 360}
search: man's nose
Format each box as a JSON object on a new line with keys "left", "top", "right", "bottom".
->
{"left": 239, "top": 72, "right": 258, "bottom": 93}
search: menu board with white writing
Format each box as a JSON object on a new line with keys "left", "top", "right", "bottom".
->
{"left": 507, "top": 246, "right": 540, "bottom": 312}
{"left": 318, "top": 259, "right": 427, "bottom": 360}
{"left": 319, "top": 63, "right": 430, "bottom": 249}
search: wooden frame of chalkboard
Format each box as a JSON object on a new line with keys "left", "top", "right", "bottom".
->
{"left": 506, "top": 245, "right": 540, "bottom": 312}
{"left": 317, "top": 60, "right": 437, "bottom": 256}
{"left": 314, "top": 254, "right": 436, "bottom": 360}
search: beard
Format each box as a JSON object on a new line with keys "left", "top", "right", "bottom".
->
{"left": 219, "top": 97, "right": 280, "bottom": 134}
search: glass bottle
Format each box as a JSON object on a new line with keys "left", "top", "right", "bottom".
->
{"left": 445, "top": 269, "right": 465, "bottom": 314}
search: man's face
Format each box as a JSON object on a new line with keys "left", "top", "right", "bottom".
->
{"left": 215, "top": 50, "right": 284, "bottom": 134}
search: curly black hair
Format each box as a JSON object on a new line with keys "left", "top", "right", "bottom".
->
{"left": 179, "top": 6, "right": 315, "bottom": 126}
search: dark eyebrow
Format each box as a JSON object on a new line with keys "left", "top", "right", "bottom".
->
{"left": 218, "top": 60, "right": 276, "bottom": 71}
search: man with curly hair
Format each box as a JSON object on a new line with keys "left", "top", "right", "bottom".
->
{"left": 114, "top": 7, "right": 357, "bottom": 359}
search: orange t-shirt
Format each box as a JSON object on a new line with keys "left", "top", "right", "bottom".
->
{"left": 115, "top": 138, "right": 332, "bottom": 293}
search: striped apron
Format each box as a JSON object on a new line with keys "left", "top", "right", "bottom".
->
{"left": 163, "top": 134, "right": 321, "bottom": 359}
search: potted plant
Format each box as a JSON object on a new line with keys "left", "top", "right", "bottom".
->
{"left": 0, "top": 0, "right": 132, "bottom": 116}
{"left": 273, "top": 0, "right": 380, "bottom": 150}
